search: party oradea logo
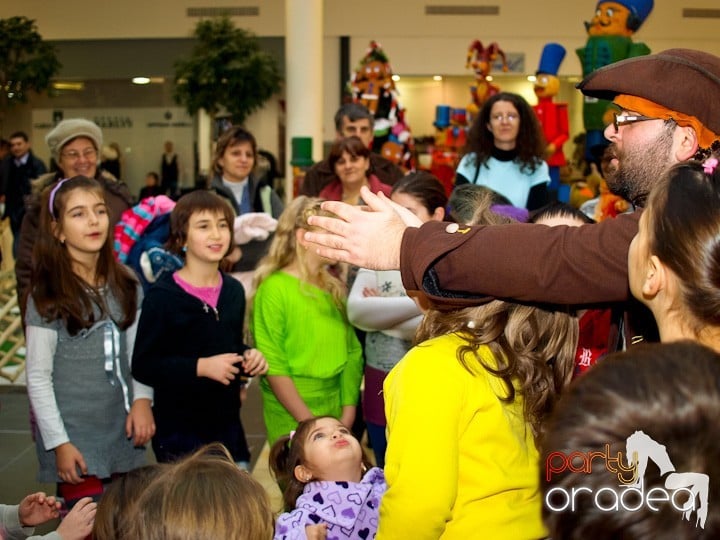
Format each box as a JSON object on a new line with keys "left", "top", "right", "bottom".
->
{"left": 545, "top": 430, "right": 709, "bottom": 529}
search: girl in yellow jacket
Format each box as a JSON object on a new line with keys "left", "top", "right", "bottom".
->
{"left": 377, "top": 198, "right": 578, "bottom": 539}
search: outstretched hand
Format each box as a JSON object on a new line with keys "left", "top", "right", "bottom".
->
{"left": 18, "top": 492, "right": 61, "bottom": 527}
{"left": 304, "top": 186, "right": 419, "bottom": 269}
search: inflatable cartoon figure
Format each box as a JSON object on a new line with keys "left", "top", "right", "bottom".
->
{"left": 466, "top": 40, "right": 508, "bottom": 117}
{"left": 350, "top": 41, "right": 414, "bottom": 170}
{"left": 577, "top": 0, "right": 653, "bottom": 161}
{"left": 533, "top": 43, "right": 569, "bottom": 200}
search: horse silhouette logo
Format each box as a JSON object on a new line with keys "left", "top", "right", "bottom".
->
{"left": 625, "top": 430, "right": 709, "bottom": 529}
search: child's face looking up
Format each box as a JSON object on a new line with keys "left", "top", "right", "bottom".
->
{"left": 294, "top": 417, "right": 364, "bottom": 484}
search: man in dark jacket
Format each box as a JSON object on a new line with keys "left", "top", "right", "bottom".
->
{"left": 300, "top": 102, "right": 404, "bottom": 197}
{"left": 0, "top": 131, "right": 47, "bottom": 256}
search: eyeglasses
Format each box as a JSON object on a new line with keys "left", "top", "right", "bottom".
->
{"left": 612, "top": 112, "right": 657, "bottom": 132}
{"left": 61, "top": 148, "right": 97, "bottom": 161}
{"left": 490, "top": 113, "right": 519, "bottom": 123}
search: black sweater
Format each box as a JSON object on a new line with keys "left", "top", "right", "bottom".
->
{"left": 132, "top": 272, "right": 250, "bottom": 460}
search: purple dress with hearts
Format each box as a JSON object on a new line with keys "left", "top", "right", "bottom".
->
{"left": 274, "top": 467, "right": 386, "bottom": 540}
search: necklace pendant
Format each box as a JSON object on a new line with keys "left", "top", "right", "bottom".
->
{"left": 203, "top": 303, "right": 219, "bottom": 321}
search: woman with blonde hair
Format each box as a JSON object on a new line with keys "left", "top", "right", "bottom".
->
{"left": 252, "top": 196, "right": 363, "bottom": 444}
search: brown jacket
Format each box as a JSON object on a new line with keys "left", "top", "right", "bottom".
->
{"left": 16, "top": 171, "right": 133, "bottom": 320}
{"left": 300, "top": 152, "right": 404, "bottom": 197}
{"left": 399, "top": 211, "right": 654, "bottom": 350}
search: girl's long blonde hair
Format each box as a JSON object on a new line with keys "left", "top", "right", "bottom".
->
{"left": 253, "top": 196, "right": 346, "bottom": 310}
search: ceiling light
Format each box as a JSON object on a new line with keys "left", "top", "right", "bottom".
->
{"left": 132, "top": 77, "right": 151, "bottom": 85}
{"left": 392, "top": 74, "right": 400, "bottom": 81}
{"left": 433, "top": 75, "right": 443, "bottom": 81}
{"left": 52, "top": 81, "right": 85, "bottom": 91}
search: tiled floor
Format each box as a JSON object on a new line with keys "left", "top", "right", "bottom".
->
{"left": 0, "top": 377, "right": 283, "bottom": 532}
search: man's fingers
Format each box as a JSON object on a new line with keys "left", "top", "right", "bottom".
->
{"left": 304, "top": 229, "right": 346, "bottom": 250}
{"left": 360, "top": 186, "right": 395, "bottom": 211}
{"left": 307, "top": 214, "right": 349, "bottom": 236}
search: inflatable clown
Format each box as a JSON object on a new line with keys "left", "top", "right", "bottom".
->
{"left": 465, "top": 40, "right": 509, "bottom": 118}
{"left": 577, "top": 0, "right": 653, "bottom": 161}
{"left": 350, "top": 40, "right": 414, "bottom": 171}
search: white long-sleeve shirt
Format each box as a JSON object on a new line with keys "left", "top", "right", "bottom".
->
{"left": 347, "top": 268, "right": 422, "bottom": 341}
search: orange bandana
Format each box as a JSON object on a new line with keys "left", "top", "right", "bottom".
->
{"left": 614, "top": 94, "right": 719, "bottom": 150}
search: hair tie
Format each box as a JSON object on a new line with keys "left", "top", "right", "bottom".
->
{"left": 703, "top": 157, "right": 718, "bottom": 175}
{"left": 286, "top": 429, "right": 296, "bottom": 449}
{"left": 49, "top": 178, "right": 70, "bottom": 219}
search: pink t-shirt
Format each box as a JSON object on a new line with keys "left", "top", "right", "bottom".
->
{"left": 173, "top": 271, "right": 222, "bottom": 308}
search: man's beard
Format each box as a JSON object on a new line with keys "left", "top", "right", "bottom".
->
{"left": 602, "top": 128, "right": 675, "bottom": 208}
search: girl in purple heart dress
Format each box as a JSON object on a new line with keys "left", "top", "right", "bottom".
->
{"left": 270, "top": 416, "right": 386, "bottom": 540}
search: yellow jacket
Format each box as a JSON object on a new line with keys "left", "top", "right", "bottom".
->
{"left": 378, "top": 333, "right": 546, "bottom": 539}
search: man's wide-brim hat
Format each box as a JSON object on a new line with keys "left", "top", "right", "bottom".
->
{"left": 577, "top": 48, "right": 720, "bottom": 137}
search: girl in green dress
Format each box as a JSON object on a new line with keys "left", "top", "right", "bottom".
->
{"left": 252, "top": 196, "right": 363, "bottom": 444}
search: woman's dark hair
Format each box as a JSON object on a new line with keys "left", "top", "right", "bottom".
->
{"left": 166, "top": 190, "right": 237, "bottom": 258}
{"left": 464, "top": 92, "right": 546, "bottom": 173}
{"left": 391, "top": 171, "right": 448, "bottom": 216}
{"left": 327, "top": 136, "right": 371, "bottom": 174}
{"left": 269, "top": 416, "right": 374, "bottom": 511}
{"left": 529, "top": 202, "right": 596, "bottom": 225}
{"left": 32, "top": 176, "right": 138, "bottom": 335}
{"left": 542, "top": 342, "right": 720, "bottom": 539}
{"left": 211, "top": 126, "right": 258, "bottom": 177}
{"left": 645, "top": 157, "right": 720, "bottom": 334}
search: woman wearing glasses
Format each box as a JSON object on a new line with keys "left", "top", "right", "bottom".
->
{"left": 15, "top": 118, "right": 134, "bottom": 316}
{"left": 455, "top": 92, "right": 550, "bottom": 210}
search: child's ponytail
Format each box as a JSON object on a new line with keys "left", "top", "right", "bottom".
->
{"left": 269, "top": 432, "right": 308, "bottom": 511}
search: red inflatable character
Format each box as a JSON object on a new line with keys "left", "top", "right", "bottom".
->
{"left": 533, "top": 43, "right": 569, "bottom": 200}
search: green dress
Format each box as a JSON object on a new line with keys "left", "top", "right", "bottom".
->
{"left": 252, "top": 272, "right": 363, "bottom": 444}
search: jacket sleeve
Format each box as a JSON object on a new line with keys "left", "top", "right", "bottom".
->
{"left": 347, "top": 269, "right": 421, "bottom": 331}
{"left": 252, "top": 281, "right": 290, "bottom": 376}
{"left": 400, "top": 211, "right": 639, "bottom": 306}
{"left": 25, "top": 325, "right": 67, "bottom": 450}
{"left": 126, "top": 306, "right": 154, "bottom": 402}
{"left": 273, "top": 508, "right": 310, "bottom": 540}
{"left": 1, "top": 504, "right": 34, "bottom": 540}
{"left": 378, "top": 346, "right": 460, "bottom": 539}
{"left": 131, "top": 290, "right": 199, "bottom": 387}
